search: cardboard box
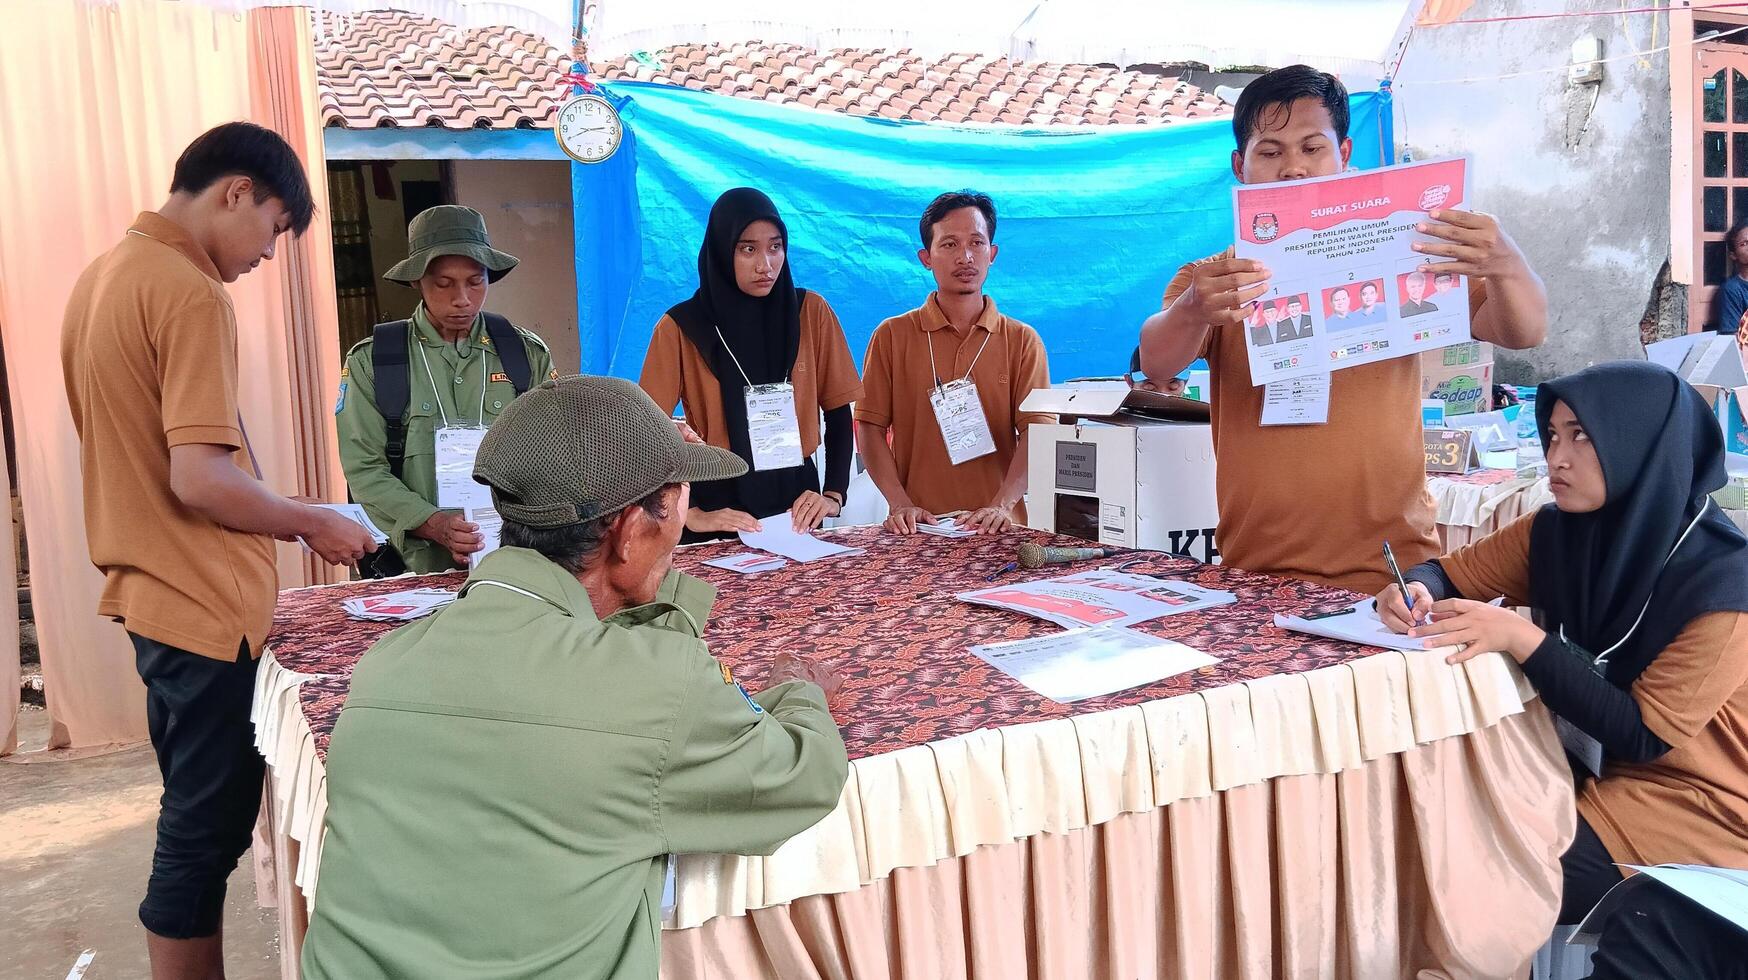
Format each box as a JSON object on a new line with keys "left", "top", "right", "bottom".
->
{"left": 1432, "top": 340, "right": 1494, "bottom": 368}
{"left": 1420, "top": 341, "right": 1494, "bottom": 416}
{"left": 1694, "top": 384, "right": 1748, "bottom": 456}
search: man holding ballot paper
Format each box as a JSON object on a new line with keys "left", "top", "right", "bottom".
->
{"left": 1137, "top": 65, "right": 1549, "bottom": 594}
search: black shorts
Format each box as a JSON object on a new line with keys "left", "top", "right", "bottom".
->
{"left": 131, "top": 633, "right": 264, "bottom": 939}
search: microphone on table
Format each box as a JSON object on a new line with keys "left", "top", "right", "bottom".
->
{"left": 1017, "top": 542, "right": 1120, "bottom": 569}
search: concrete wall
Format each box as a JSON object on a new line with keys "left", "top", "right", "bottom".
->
{"left": 1391, "top": 0, "right": 1671, "bottom": 382}
{"left": 450, "top": 160, "right": 581, "bottom": 375}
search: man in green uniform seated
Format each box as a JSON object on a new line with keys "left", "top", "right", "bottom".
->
{"left": 302, "top": 375, "right": 850, "bottom": 980}
{"left": 337, "top": 204, "right": 558, "bottom": 574}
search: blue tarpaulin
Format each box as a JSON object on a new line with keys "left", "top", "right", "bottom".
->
{"left": 574, "top": 80, "right": 1391, "bottom": 381}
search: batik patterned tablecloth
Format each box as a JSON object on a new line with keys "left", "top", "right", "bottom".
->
{"left": 255, "top": 524, "right": 1557, "bottom": 945}
{"left": 281, "top": 527, "right": 1372, "bottom": 762}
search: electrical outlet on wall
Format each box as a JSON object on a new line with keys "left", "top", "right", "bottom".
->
{"left": 1569, "top": 36, "right": 1604, "bottom": 85}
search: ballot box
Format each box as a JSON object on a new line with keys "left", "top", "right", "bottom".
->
{"left": 1020, "top": 385, "right": 1221, "bottom": 564}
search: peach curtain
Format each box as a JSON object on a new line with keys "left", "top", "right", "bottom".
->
{"left": 660, "top": 709, "right": 1571, "bottom": 980}
{"left": 0, "top": 0, "right": 343, "bottom": 752}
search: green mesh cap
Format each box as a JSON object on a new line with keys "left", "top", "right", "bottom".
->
{"left": 473, "top": 376, "right": 747, "bottom": 528}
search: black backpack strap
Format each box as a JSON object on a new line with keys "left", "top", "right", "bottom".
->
{"left": 482, "top": 313, "right": 533, "bottom": 394}
{"left": 371, "top": 320, "right": 412, "bottom": 479}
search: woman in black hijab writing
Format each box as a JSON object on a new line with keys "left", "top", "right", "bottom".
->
{"left": 1377, "top": 361, "right": 1748, "bottom": 978}
{"left": 640, "top": 188, "right": 863, "bottom": 541}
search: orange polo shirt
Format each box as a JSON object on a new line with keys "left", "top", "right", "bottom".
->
{"left": 60, "top": 212, "right": 278, "bottom": 661}
{"left": 1164, "top": 248, "right": 1488, "bottom": 595}
{"left": 639, "top": 291, "right": 863, "bottom": 455}
{"left": 856, "top": 294, "right": 1052, "bottom": 517}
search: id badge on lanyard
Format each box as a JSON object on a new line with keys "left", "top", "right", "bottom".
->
{"left": 744, "top": 382, "right": 803, "bottom": 471}
{"left": 435, "top": 426, "right": 492, "bottom": 509}
{"left": 930, "top": 378, "right": 997, "bottom": 466}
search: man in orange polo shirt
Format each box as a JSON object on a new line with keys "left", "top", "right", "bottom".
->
{"left": 856, "top": 191, "right": 1052, "bottom": 535}
{"left": 1137, "top": 65, "right": 1548, "bottom": 594}
{"left": 61, "top": 122, "right": 375, "bottom": 978}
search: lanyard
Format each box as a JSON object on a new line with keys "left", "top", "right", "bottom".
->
{"left": 927, "top": 328, "right": 993, "bottom": 394}
{"left": 416, "top": 331, "right": 488, "bottom": 428}
{"left": 713, "top": 326, "right": 791, "bottom": 387}
{"left": 237, "top": 413, "right": 264, "bottom": 481}
{"left": 1562, "top": 500, "right": 1712, "bottom": 671}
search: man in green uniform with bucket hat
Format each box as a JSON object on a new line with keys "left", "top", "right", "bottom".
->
{"left": 337, "top": 204, "right": 558, "bottom": 575}
{"left": 303, "top": 375, "right": 849, "bottom": 980}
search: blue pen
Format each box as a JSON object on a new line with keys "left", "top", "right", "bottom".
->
{"left": 1382, "top": 541, "right": 1421, "bottom": 627}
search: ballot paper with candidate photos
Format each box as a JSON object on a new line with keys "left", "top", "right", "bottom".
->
{"left": 957, "top": 570, "right": 1235, "bottom": 630}
{"left": 342, "top": 588, "right": 457, "bottom": 622}
{"left": 701, "top": 551, "right": 790, "bottom": 574}
{"left": 1235, "top": 156, "right": 1474, "bottom": 385}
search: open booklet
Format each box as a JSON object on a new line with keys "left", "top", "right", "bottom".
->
{"left": 1272, "top": 603, "right": 1421, "bottom": 652}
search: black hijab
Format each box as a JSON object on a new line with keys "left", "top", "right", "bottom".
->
{"left": 666, "top": 188, "right": 803, "bottom": 447}
{"left": 1528, "top": 361, "right": 1748, "bottom": 687}
{"left": 665, "top": 188, "right": 814, "bottom": 527}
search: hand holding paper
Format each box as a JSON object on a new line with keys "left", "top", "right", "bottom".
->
{"left": 739, "top": 511, "right": 860, "bottom": 562}
{"left": 1183, "top": 256, "right": 1272, "bottom": 327}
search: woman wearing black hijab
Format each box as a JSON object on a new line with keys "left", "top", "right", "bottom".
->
{"left": 640, "top": 189, "right": 862, "bottom": 541}
{"left": 1376, "top": 361, "right": 1748, "bottom": 976}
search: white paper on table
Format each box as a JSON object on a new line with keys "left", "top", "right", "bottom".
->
{"left": 916, "top": 518, "right": 977, "bottom": 538}
{"left": 1573, "top": 864, "right": 1748, "bottom": 945}
{"left": 434, "top": 427, "right": 492, "bottom": 509}
{"left": 465, "top": 506, "right": 503, "bottom": 568}
{"left": 314, "top": 503, "right": 389, "bottom": 544}
{"left": 958, "top": 570, "right": 1236, "bottom": 630}
{"left": 1233, "top": 156, "right": 1473, "bottom": 386}
{"left": 1261, "top": 373, "right": 1331, "bottom": 425}
{"left": 1273, "top": 603, "right": 1422, "bottom": 651}
{"left": 342, "top": 587, "right": 457, "bottom": 622}
{"left": 702, "top": 551, "right": 790, "bottom": 574}
{"left": 738, "top": 511, "right": 862, "bottom": 562}
{"left": 968, "top": 625, "right": 1219, "bottom": 703}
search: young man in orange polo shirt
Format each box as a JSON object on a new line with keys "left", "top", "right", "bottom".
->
{"left": 61, "top": 122, "right": 375, "bottom": 978}
{"left": 1137, "top": 65, "right": 1548, "bottom": 594}
{"left": 857, "top": 191, "right": 1053, "bottom": 535}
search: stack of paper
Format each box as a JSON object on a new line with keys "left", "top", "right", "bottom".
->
{"left": 315, "top": 504, "right": 389, "bottom": 545}
{"left": 738, "top": 511, "right": 863, "bottom": 562}
{"left": 701, "top": 552, "right": 789, "bottom": 574}
{"left": 968, "top": 626, "right": 1219, "bottom": 702}
{"left": 957, "top": 570, "right": 1236, "bottom": 629}
{"left": 342, "top": 588, "right": 457, "bottom": 622}
{"left": 916, "top": 518, "right": 977, "bottom": 539}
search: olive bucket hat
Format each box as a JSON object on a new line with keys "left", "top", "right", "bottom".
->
{"left": 473, "top": 376, "right": 748, "bottom": 529}
{"left": 383, "top": 205, "right": 520, "bottom": 284}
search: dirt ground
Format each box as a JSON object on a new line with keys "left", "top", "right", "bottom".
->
{"left": 1, "top": 706, "right": 280, "bottom": 979}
